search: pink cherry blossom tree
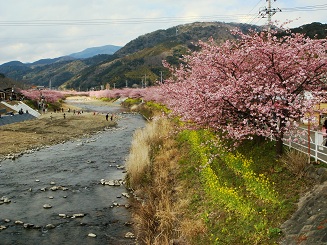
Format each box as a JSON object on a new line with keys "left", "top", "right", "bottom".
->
{"left": 21, "top": 89, "right": 65, "bottom": 103}
{"left": 160, "top": 29, "right": 327, "bottom": 155}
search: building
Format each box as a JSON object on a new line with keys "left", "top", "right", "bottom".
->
{"left": 0, "top": 87, "right": 22, "bottom": 101}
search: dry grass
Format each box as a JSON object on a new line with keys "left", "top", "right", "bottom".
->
{"left": 280, "top": 149, "right": 309, "bottom": 179}
{"left": 126, "top": 117, "right": 205, "bottom": 245}
{"left": 125, "top": 128, "right": 151, "bottom": 187}
{"left": 126, "top": 118, "right": 171, "bottom": 188}
{"left": 179, "top": 218, "right": 207, "bottom": 242}
{"left": 0, "top": 111, "right": 116, "bottom": 157}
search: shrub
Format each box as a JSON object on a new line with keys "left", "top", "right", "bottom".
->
{"left": 280, "top": 149, "right": 309, "bottom": 179}
{"left": 126, "top": 117, "right": 188, "bottom": 244}
{"left": 126, "top": 117, "right": 171, "bottom": 188}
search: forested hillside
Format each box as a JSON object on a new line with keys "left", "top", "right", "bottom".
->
{"left": 0, "top": 21, "right": 325, "bottom": 91}
{"left": 0, "top": 73, "right": 28, "bottom": 90}
{"left": 63, "top": 22, "right": 260, "bottom": 90}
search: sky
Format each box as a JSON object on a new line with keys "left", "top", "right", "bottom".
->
{"left": 0, "top": 0, "right": 326, "bottom": 65}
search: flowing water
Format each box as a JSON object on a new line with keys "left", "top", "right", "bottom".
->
{"left": 0, "top": 100, "right": 145, "bottom": 245}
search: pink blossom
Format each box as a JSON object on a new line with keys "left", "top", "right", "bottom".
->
{"left": 158, "top": 29, "right": 327, "bottom": 154}
{"left": 21, "top": 89, "right": 64, "bottom": 103}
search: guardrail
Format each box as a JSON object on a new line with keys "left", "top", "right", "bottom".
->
{"left": 284, "top": 128, "right": 327, "bottom": 164}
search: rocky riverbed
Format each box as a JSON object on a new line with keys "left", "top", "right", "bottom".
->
{"left": 0, "top": 99, "right": 145, "bottom": 245}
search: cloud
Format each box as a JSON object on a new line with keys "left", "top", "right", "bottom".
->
{"left": 0, "top": 0, "right": 326, "bottom": 64}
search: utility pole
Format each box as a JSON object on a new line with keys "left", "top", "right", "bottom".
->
{"left": 259, "top": 0, "right": 281, "bottom": 31}
{"left": 267, "top": 0, "right": 272, "bottom": 24}
{"left": 160, "top": 71, "right": 163, "bottom": 84}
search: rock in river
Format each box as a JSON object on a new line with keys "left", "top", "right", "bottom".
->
{"left": 43, "top": 204, "right": 52, "bottom": 209}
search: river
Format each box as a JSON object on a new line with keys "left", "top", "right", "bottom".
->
{"left": 0, "top": 99, "right": 145, "bottom": 245}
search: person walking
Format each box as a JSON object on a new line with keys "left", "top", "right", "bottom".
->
{"left": 106, "top": 113, "right": 109, "bottom": 121}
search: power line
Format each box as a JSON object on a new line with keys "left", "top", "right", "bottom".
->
{"left": 259, "top": 0, "right": 281, "bottom": 27}
{"left": 0, "top": 14, "right": 257, "bottom": 26}
{"left": 249, "top": 14, "right": 265, "bottom": 26}
{"left": 246, "top": 0, "right": 265, "bottom": 25}
{"left": 249, "top": 2, "right": 327, "bottom": 26}
{"left": 281, "top": 4, "right": 327, "bottom": 12}
{"left": 247, "top": 0, "right": 264, "bottom": 15}
{"left": 0, "top": 3, "right": 325, "bottom": 27}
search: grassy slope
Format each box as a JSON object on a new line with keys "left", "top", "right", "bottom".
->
{"left": 125, "top": 101, "right": 316, "bottom": 245}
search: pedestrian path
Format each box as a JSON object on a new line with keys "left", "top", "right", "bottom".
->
{"left": 0, "top": 113, "right": 36, "bottom": 126}
{"left": 111, "top": 97, "right": 128, "bottom": 106}
{"left": 0, "top": 101, "right": 40, "bottom": 126}
{"left": 1, "top": 101, "right": 41, "bottom": 118}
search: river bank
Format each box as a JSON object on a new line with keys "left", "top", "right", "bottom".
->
{"left": 124, "top": 101, "right": 327, "bottom": 244}
{"left": 2, "top": 97, "right": 327, "bottom": 244}
{"left": 0, "top": 98, "right": 116, "bottom": 158}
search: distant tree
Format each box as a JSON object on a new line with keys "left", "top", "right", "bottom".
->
{"left": 290, "top": 22, "right": 327, "bottom": 39}
{"left": 161, "top": 29, "right": 327, "bottom": 155}
{"left": 21, "top": 89, "right": 64, "bottom": 103}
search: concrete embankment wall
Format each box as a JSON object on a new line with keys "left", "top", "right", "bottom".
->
{"left": 0, "top": 101, "right": 40, "bottom": 126}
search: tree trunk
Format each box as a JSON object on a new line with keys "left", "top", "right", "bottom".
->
{"left": 254, "top": 135, "right": 266, "bottom": 145}
{"left": 276, "top": 136, "right": 283, "bottom": 156}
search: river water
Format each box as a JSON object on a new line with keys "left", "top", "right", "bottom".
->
{"left": 0, "top": 100, "right": 145, "bottom": 245}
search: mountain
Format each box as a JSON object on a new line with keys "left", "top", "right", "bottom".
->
{"left": 29, "top": 56, "right": 76, "bottom": 67}
{"left": 62, "top": 21, "right": 327, "bottom": 91}
{"left": 115, "top": 22, "right": 259, "bottom": 57}
{"left": 63, "top": 22, "right": 261, "bottom": 90}
{"left": 0, "top": 22, "right": 325, "bottom": 91}
{"left": 286, "top": 22, "right": 327, "bottom": 39}
{"left": 69, "top": 45, "right": 121, "bottom": 59}
{"left": 1, "top": 61, "right": 26, "bottom": 67}
{"left": 0, "top": 44, "right": 121, "bottom": 88}
{"left": 0, "top": 73, "right": 29, "bottom": 90}
{"left": 0, "top": 61, "right": 33, "bottom": 80}
{"left": 1, "top": 21, "right": 251, "bottom": 90}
